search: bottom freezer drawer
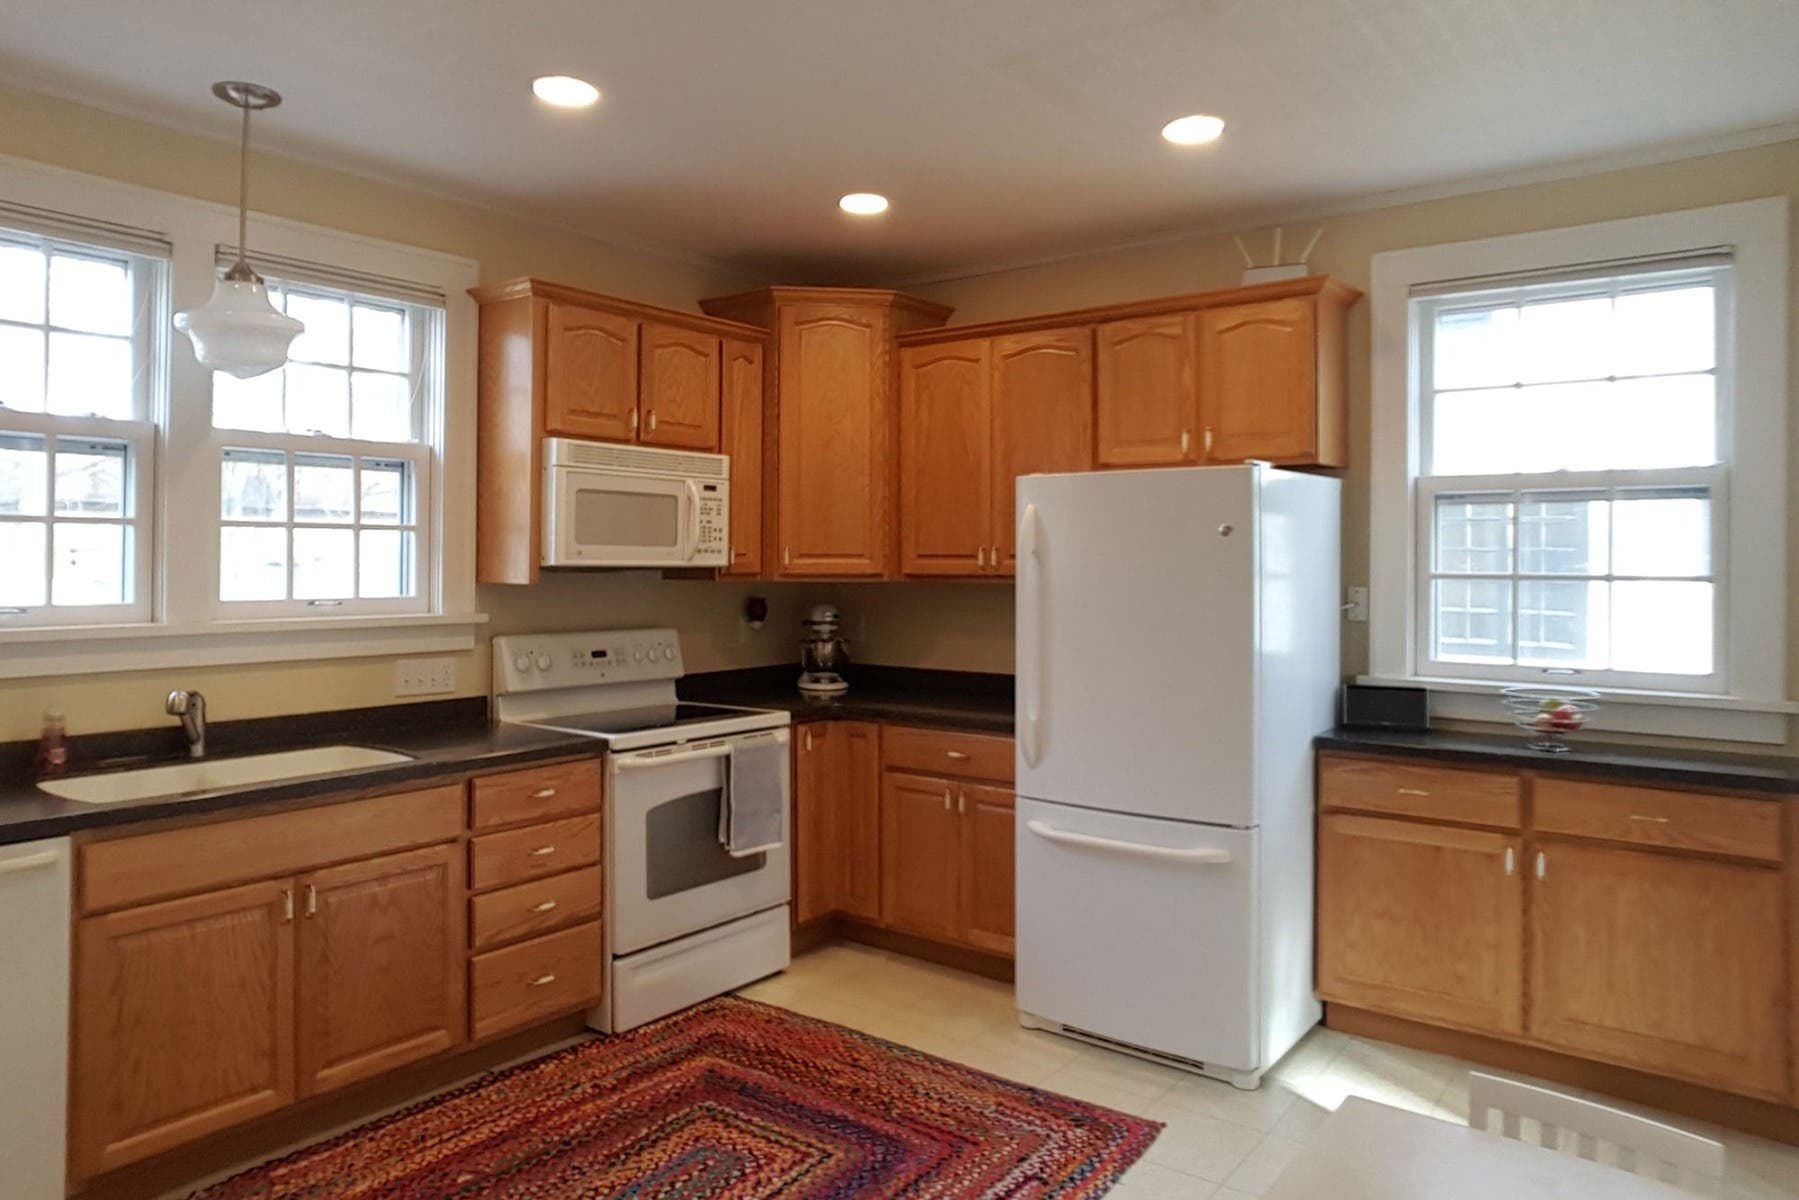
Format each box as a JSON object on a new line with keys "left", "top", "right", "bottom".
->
{"left": 1016, "top": 798, "right": 1259, "bottom": 1072}
{"left": 606, "top": 904, "right": 790, "bottom": 1033}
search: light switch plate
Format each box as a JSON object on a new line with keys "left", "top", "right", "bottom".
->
{"left": 395, "top": 657, "right": 457, "bottom": 696}
{"left": 1345, "top": 586, "right": 1369, "bottom": 623}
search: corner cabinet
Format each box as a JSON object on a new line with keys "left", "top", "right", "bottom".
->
{"left": 471, "top": 278, "right": 769, "bottom": 584}
{"left": 700, "top": 287, "right": 953, "bottom": 579}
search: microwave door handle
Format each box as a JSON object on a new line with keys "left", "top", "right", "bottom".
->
{"left": 685, "top": 480, "right": 702, "bottom": 562}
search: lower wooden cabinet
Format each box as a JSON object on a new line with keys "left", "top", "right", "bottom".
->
{"left": 958, "top": 783, "right": 1017, "bottom": 956}
{"left": 72, "top": 879, "right": 297, "bottom": 1180}
{"left": 1316, "top": 812, "right": 1523, "bottom": 1035}
{"left": 793, "top": 720, "right": 881, "bottom": 924}
{"left": 297, "top": 844, "right": 465, "bottom": 1097}
{"left": 879, "top": 770, "right": 965, "bottom": 940}
{"left": 1528, "top": 841, "right": 1786, "bottom": 1098}
{"left": 469, "top": 921, "right": 604, "bottom": 1041}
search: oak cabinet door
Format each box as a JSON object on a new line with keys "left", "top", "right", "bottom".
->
{"left": 880, "top": 770, "right": 962, "bottom": 940}
{"left": 958, "top": 783, "right": 1016, "bottom": 955}
{"left": 721, "top": 337, "right": 764, "bottom": 575}
{"left": 1316, "top": 813, "right": 1523, "bottom": 1035}
{"left": 899, "top": 339, "right": 992, "bottom": 577}
{"left": 72, "top": 880, "right": 296, "bottom": 1180}
{"left": 1095, "top": 313, "right": 1198, "bottom": 467}
{"left": 640, "top": 321, "right": 721, "bottom": 450}
{"left": 545, "top": 302, "right": 639, "bottom": 441}
{"left": 296, "top": 844, "right": 465, "bottom": 1097}
{"left": 1196, "top": 297, "right": 1317, "bottom": 464}
{"left": 793, "top": 721, "right": 881, "bottom": 924}
{"left": 777, "top": 304, "right": 891, "bottom": 576}
{"left": 991, "top": 328, "right": 1093, "bottom": 574}
{"left": 1528, "top": 842, "right": 1786, "bottom": 1098}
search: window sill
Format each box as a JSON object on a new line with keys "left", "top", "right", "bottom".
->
{"left": 0, "top": 613, "right": 488, "bottom": 679}
{"left": 1356, "top": 674, "right": 1797, "bottom": 745}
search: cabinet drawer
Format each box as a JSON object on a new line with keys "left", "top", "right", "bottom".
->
{"left": 470, "top": 758, "right": 601, "bottom": 830}
{"left": 1318, "top": 755, "right": 1520, "bottom": 829}
{"left": 470, "top": 921, "right": 603, "bottom": 1040}
{"left": 1533, "top": 778, "right": 1781, "bottom": 862}
{"left": 469, "top": 814, "right": 601, "bottom": 891}
{"left": 470, "top": 867, "right": 602, "bottom": 951}
{"left": 881, "top": 726, "right": 1014, "bottom": 783}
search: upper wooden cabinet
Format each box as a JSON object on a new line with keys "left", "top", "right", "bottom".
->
{"left": 640, "top": 320, "right": 721, "bottom": 450}
{"left": 1196, "top": 284, "right": 1352, "bottom": 467}
{"left": 701, "top": 287, "right": 953, "bottom": 579}
{"left": 720, "top": 337, "right": 765, "bottom": 575}
{"left": 471, "top": 279, "right": 769, "bottom": 584}
{"left": 897, "top": 329, "right": 1094, "bottom": 578}
{"left": 545, "top": 301, "right": 638, "bottom": 441}
{"left": 1097, "top": 313, "right": 1199, "bottom": 468}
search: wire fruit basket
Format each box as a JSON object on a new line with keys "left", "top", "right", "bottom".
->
{"left": 1500, "top": 686, "right": 1601, "bottom": 753}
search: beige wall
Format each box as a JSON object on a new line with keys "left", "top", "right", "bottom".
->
{"left": 908, "top": 137, "right": 1799, "bottom": 746}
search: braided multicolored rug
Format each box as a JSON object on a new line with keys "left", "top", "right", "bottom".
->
{"left": 192, "top": 995, "right": 1160, "bottom": 1198}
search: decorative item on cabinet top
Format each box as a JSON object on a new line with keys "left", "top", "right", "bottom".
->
{"left": 470, "top": 278, "right": 770, "bottom": 585}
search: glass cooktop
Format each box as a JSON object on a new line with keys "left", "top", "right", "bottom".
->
{"left": 524, "top": 702, "right": 768, "bottom": 737}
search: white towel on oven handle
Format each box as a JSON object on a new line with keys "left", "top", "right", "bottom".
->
{"left": 719, "top": 736, "right": 785, "bottom": 858}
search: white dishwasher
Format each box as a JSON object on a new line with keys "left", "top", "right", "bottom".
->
{"left": 0, "top": 837, "right": 71, "bottom": 1200}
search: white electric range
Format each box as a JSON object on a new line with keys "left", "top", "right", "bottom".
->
{"left": 493, "top": 627, "right": 791, "bottom": 1033}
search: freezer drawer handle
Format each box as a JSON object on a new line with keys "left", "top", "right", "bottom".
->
{"left": 0, "top": 850, "right": 61, "bottom": 877}
{"left": 1025, "top": 820, "right": 1234, "bottom": 865}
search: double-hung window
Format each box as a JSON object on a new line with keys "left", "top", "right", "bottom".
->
{"left": 1415, "top": 263, "right": 1728, "bottom": 691}
{"left": 208, "top": 266, "right": 440, "bottom": 616}
{"left": 0, "top": 224, "right": 164, "bottom": 625}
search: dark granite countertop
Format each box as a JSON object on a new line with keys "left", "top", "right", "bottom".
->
{"left": 0, "top": 699, "right": 600, "bottom": 846}
{"left": 1317, "top": 726, "right": 1799, "bottom": 796}
{"left": 682, "top": 665, "right": 1015, "bottom": 736}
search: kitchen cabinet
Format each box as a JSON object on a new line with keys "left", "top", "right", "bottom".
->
{"left": 640, "top": 320, "right": 721, "bottom": 450}
{"left": 72, "top": 878, "right": 296, "bottom": 1179}
{"left": 721, "top": 337, "right": 765, "bottom": 575}
{"left": 793, "top": 720, "right": 882, "bottom": 924}
{"left": 899, "top": 339, "right": 992, "bottom": 576}
{"left": 296, "top": 844, "right": 465, "bottom": 1096}
{"left": 1528, "top": 841, "right": 1786, "bottom": 1098}
{"left": 700, "top": 287, "right": 953, "bottom": 578}
{"left": 1316, "top": 811, "right": 1524, "bottom": 1035}
{"left": 880, "top": 770, "right": 965, "bottom": 941}
{"left": 958, "top": 783, "right": 1017, "bottom": 955}
{"left": 472, "top": 279, "right": 767, "bottom": 584}
{"left": 546, "top": 300, "right": 639, "bottom": 441}
{"left": 990, "top": 327, "right": 1094, "bottom": 573}
{"left": 1195, "top": 285, "right": 1351, "bottom": 467}
{"left": 1096, "top": 312, "right": 1198, "bottom": 468}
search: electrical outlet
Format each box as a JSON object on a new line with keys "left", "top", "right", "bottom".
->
{"left": 394, "top": 657, "right": 457, "bottom": 697}
{"left": 1345, "top": 586, "right": 1369, "bottom": 623}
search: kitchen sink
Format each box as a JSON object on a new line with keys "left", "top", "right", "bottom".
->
{"left": 38, "top": 745, "right": 415, "bottom": 805}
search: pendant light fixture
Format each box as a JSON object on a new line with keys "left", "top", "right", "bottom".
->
{"left": 174, "top": 81, "right": 304, "bottom": 379}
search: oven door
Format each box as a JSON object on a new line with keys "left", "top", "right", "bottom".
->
{"left": 544, "top": 465, "right": 699, "bottom": 568}
{"left": 606, "top": 729, "right": 791, "bottom": 956}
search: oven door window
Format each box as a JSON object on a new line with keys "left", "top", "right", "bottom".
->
{"left": 645, "top": 786, "right": 764, "bottom": 900}
{"left": 573, "top": 486, "right": 680, "bottom": 550}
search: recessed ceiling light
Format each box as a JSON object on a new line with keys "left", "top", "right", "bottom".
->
{"left": 1161, "top": 114, "right": 1226, "bottom": 146}
{"left": 532, "top": 75, "right": 600, "bottom": 109}
{"left": 839, "top": 192, "right": 890, "bottom": 216}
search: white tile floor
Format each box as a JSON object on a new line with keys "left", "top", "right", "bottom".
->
{"left": 739, "top": 942, "right": 1799, "bottom": 1200}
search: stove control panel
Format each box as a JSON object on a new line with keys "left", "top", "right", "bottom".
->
{"left": 493, "top": 628, "right": 684, "bottom": 693}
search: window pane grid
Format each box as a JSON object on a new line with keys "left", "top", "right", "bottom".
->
{"left": 0, "top": 237, "right": 146, "bottom": 421}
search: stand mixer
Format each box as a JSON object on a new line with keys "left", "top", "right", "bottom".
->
{"left": 798, "top": 603, "right": 850, "bottom": 696}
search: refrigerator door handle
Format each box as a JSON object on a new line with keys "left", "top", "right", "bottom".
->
{"left": 1024, "top": 819, "right": 1234, "bottom": 865}
{"left": 1018, "top": 502, "right": 1043, "bottom": 766}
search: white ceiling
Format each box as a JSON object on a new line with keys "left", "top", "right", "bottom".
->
{"left": 1, "top": 0, "right": 1797, "bottom": 283}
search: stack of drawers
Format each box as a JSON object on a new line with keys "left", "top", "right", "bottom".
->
{"left": 467, "top": 759, "right": 605, "bottom": 1039}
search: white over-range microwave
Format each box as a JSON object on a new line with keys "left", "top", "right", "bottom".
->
{"left": 542, "top": 438, "right": 730, "bottom": 568}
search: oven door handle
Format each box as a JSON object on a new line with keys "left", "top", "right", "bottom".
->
{"left": 612, "top": 742, "right": 735, "bottom": 770}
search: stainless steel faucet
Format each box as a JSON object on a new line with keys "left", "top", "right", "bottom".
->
{"left": 166, "top": 690, "right": 207, "bottom": 759}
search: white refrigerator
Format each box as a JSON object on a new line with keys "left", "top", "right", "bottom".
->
{"left": 1014, "top": 464, "right": 1339, "bottom": 1089}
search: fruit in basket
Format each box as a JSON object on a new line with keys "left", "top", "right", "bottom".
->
{"left": 1533, "top": 703, "right": 1585, "bottom": 731}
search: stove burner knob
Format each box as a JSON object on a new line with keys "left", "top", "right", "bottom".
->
{"left": 661, "top": 646, "right": 677, "bottom": 661}
{"left": 633, "top": 648, "right": 644, "bottom": 662}
{"left": 534, "top": 652, "right": 552, "bottom": 671}
{"left": 513, "top": 653, "right": 532, "bottom": 673}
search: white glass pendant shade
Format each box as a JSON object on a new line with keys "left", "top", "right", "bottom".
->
{"left": 175, "top": 270, "right": 304, "bottom": 379}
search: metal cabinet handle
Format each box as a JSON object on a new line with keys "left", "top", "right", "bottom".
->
{"left": 647, "top": 409, "right": 658, "bottom": 431}
{"left": 1628, "top": 814, "right": 1672, "bottom": 824}
{"left": 531, "top": 899, "right": 558, "bottom": 914}
{"left": 529, "top": 973, "right": 558, "bottom": 987}
{"left": 1504, "top": 847, "right": 1515, "bottom": 876}
{"left": 783, "top": 547, "right": 791, "bottom": 567}
{"left": 305, "top": 884, "right": 318, "bottom": 917}
{"left": 531, "top": 787, "right": 558, "bottom": 799}
{"left": 630, "top": 408, "right": 639, "bottom": 431}
{"left": 1204, "top": 426, "right": 1215, "bottom": 455}
{"left": 1535, "top": 851, "right": 1547, "bottom": 880}
{"left": 282, "top": 888, "right": 295, "bottom": 922}
{"left": 945, "top": 750, "right": 970, "bottom": 761}
{"left": 942, "top": 788, "right": 952, "bottom": 812}
{"left": 1180, "top": 429, "right": 1191, "bottom": 455}
{"left": 976, "top": 547, "right": 986, "bottom": 567}
{"left": 531, "top": 845, "right": 558, "bottom": 858}
{"left": 1396, "top": 787, "right": 1430, "bottom": 797}
{"left": 958, "top": 792, "right": 966, "bottom": 815}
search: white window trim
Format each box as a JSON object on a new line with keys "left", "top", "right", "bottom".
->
{"left": 0, "top": 153, "right": 483, "bottom": 677}
{"left": 1367, "top": 197, "right": 1791, "bottom": 743}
